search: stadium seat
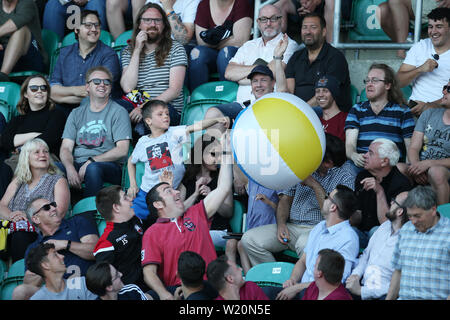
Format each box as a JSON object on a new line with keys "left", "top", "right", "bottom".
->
{"left": 121, "top": 145, "right": 134, "bottom": 190}
{"left": 6, "top": 259, "right": 25, "bottom": 278}
{"left": 61, "top": 30, "right": 114, "bottom": 48}
{"left": 230, "top": 200, "right": 245, "bottom": 234}
{"left": 0, "top": 259, "right": 6, "bottom": 283}
{"left": 0, "top": 100, "right": 9, "bottom": 123}
{"left": 348, "top": 0, "right": 390, "bottom": 41}
{"left": 0, "top": 259, "right": 25, "bottom": 300}
{"left": 113, "top": 29, "right": 132, "bottom": 57}
{"left": 245, "top": 262, "right": 295, "bottom": 287}
{"left": 9, "top": 29, "right": 61, "bottom": 79}
{"left": 190, "top": 81, "right": 238, "bottom": 104}
{"left": 351, "top": 84, "right": 359, "bottom": 106}
{"left": 0, "top": 81, "right": 21, "bottom": 120}
{"left": 136, "top": 161, "right": 145, "bottom": 189}
{"left": 69, "top": 196, "right": 97, "bottom": 219}
{"left": 281, "top": 249, "right": 299, "bottom": 260}
{"left": 438, "top": 203, "right": 450, "bottom": 219}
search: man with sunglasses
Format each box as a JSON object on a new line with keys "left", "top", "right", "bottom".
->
{"left": 399, "top": 80, "right": 450, "bottom": 205}
{"left": 346, "top": 191, "right": 409, "bottom": 300}
{"left": 12, "top": 197, "right": 98, "bottom": 299}
{"left": 264, "top": 185, "right": 359, "bottom": 300}
{"left": 224, "top": 4, "right": 300, "bottom": 105}
{"left": 397, "top": 7, "right": 450, "bottom": 116}
{"left": 50, "top": 10, "right": 120, "bottom": 118}
{"left": 59, "top": 66, "right": 132, "bottom": 198}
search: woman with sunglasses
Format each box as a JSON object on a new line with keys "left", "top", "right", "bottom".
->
{"left": 0, "top": 138, "right": 70, "bottom": 262}
{"left": 0, "top": 75, "right": 66, "bottom": 172}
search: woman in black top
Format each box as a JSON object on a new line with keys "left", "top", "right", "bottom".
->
{"left": 0, "top": 75, "right": 66, "bottom": 171}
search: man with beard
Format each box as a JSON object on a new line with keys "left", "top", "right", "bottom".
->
{"left": 276, "top": 12, "right": 352, "bottom": 112}
{"left": 345, "top": 191, "right": 409, "bottom": 300}
{"left": 120, "top": 2, "right": 188, "bottom": 127}
{"left": 224, "top": 3, "right": 300, "bottom": 105}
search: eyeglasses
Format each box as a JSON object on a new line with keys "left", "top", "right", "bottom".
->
{"left": 257, "top": 16, "right": 282, "bottom": 23}
{"left": 140, "top": 17, "right": 163, "bottom": 25}
{"left": 33, "top": 201, "right": 57, "bottom": 216}
{"left": 363, "top": 78, "right": 386, "bottom": 84}
{"left": 81, "top": 22, "right": 100, "bottom": 30}
{"left": 391, "top": 198, "right": 403, "bottom": 208}
{"left": 28, "top": 85, "right": 48, "bottom": 92}
{"left": 88, "top": 78, "right": 111, "bottom": 86}
{"left": 443, "top": 85, "right": 450, "bottom": 93}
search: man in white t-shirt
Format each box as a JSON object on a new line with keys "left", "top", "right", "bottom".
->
{"left": 224, "top": 3, "right": 301, "bottom": 104}
{"left": 397, "top": 7, "right": 450, "bottom": 116}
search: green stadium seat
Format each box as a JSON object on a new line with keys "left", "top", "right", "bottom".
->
{"left": 351, "top": 84, "right": 359, "bottom": 106}
{"left": 230, "top": 200, "right": 245, "bottom": 234}
{"left": 190, "top": 81, "right": 238, "bottom": 104}
{"left": 0, "top": 259, "right": 6, "bottom": 282}
{"left": 245, "top": 262, "right": 295, "bottom": 287}
{"left": 0, "top": 81, "right": 21, "bottom": 120}
{"left": 0, "top": 276, "right": 23, "bottom": 300}
{"left": 136, "top": 161, "right": 145, "bottom": 189}
{"left": 438, "top": 203, "right": 450, "bottom": 219}
{"left": 113, "top": 29, "right": 132, "bottom": 57}
{"left": 6, "top": 259, "right": 25, "bottom": 278}
{"left": 121, "top": 145, "right": 135, "bottom": 190}
{"left": 348, "top": 0, "right": 390, "bottom": 41}
{"left": 69, "top": 196, "right": 97, "bottom": 219}
{"left": 0, "top": 100, "right": 9, "bottom": 123}
{"left": 61, "top": 30, "right": 114, "bottom": 47}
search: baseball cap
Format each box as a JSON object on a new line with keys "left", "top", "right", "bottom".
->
{"left": 247, "top": 65, "right": 274, "bottom": 80}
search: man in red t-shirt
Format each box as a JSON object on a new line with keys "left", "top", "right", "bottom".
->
{"left": 141, "top": 133, "right": 233, "bottom": 300}
{"left": 315, "top": 75, "right": 348, "bottom": 142}
{"left": 302, "top": 248, "right": 352, "bottom": 300}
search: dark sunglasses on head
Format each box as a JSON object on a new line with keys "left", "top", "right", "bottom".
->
{"left": 34, "top": 201, "right": 57, "bottom": 215}
{"left": 29, "top": 85, "right": 48, "bottom": 92}
{"left": 443, "top": 85, "right": 450, "bottom": 93}
{"left": 88, "top": 78, "right": 111, "bottom": 86}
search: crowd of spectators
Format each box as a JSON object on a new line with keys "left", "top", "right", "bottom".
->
{"left": 0, "top": 0, "right": 448, "bottom": 301}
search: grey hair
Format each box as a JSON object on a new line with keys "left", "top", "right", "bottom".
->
{"left": 403, "top": 186, "right": 437, "bottom": 210}
{"left": 372, "top": 138, "right": 400, "bottom": 166}
{"left": 259, "top": 3, "right": 282, "bottom": 16}
{"left": 25, "top": 196, "right": 50, "bottom": 226}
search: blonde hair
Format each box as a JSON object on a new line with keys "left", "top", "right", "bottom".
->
{"left": 15, "top": 138, "right": 59, "bottom": 184}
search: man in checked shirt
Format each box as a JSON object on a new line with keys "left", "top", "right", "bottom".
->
{"left": 241, "top": 133, "right": 355, "bottom": 266}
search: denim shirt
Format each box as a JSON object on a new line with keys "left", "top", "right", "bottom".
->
{"left": 50, "top": 41, "right": 120, "bottom": 94}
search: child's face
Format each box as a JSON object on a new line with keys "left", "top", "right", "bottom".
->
{"left": 145, "top": 105, "right": 170, "bottom": 130}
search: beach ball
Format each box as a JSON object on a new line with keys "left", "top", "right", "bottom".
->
{"left": 231, "top": 92, "right": 326, "bottom": 190}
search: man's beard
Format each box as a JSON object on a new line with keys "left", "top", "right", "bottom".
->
{"left": 146, "top": 29, "right": 162, "bottom": 44}
{"left": 385, "top": 209, "right": 396, "bottom": 222}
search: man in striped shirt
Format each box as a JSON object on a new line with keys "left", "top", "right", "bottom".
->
{"left": 345, "top": 63, "right": 415, "bottom": 176}
{"left": 386, "top": 186, "right": 450, "bottom": 300}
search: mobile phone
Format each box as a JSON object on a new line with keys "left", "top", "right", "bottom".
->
{"left": 408, "top": 100, "right": 418, "bottom": 108}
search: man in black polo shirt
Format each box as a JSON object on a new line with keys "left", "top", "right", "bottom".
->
{"left": 350, "top": 138, "right": 412, "bottom": 249}
{"left": 277, "top": 12, "right": 352, "bottom": 112}
{"left": 93, "top": 185, "right": 148, "bottom": 291}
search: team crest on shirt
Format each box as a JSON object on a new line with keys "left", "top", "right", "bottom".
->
{"left": 134, "top": 224, "right": 143, "bottom": 235}
{"left": 183, "top": 218, "right": 196, "bottom": 232}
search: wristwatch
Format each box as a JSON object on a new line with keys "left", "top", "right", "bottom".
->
{"left": 66, "top": 240, "right": 72, "bottom": 251}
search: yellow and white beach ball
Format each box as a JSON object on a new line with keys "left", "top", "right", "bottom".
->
{"left": 231, "top": 92, "right": 326, "bottom": 190}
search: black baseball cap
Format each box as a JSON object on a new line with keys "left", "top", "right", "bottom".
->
{"left": 247, "top": 65, "right": 274, "bottom": 80}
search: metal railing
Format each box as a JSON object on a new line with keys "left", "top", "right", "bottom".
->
{"left": 253, "top": 0, "right": 424, "bottom": 49}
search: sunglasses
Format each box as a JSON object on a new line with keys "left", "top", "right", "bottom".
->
{"left": 28, "top": 85, "right": 48, "bottom": 92}
{"left": 443, "top": 85, "right": 450, "bottom": 93}
{"left": 88, "top": 78, "right": 111, "bottom": 86}
{"left": 33, "top": 201, "right": 57, "bottom": 215}
{"left": 324, "top": 192, "right": 341, "bottom": 212}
